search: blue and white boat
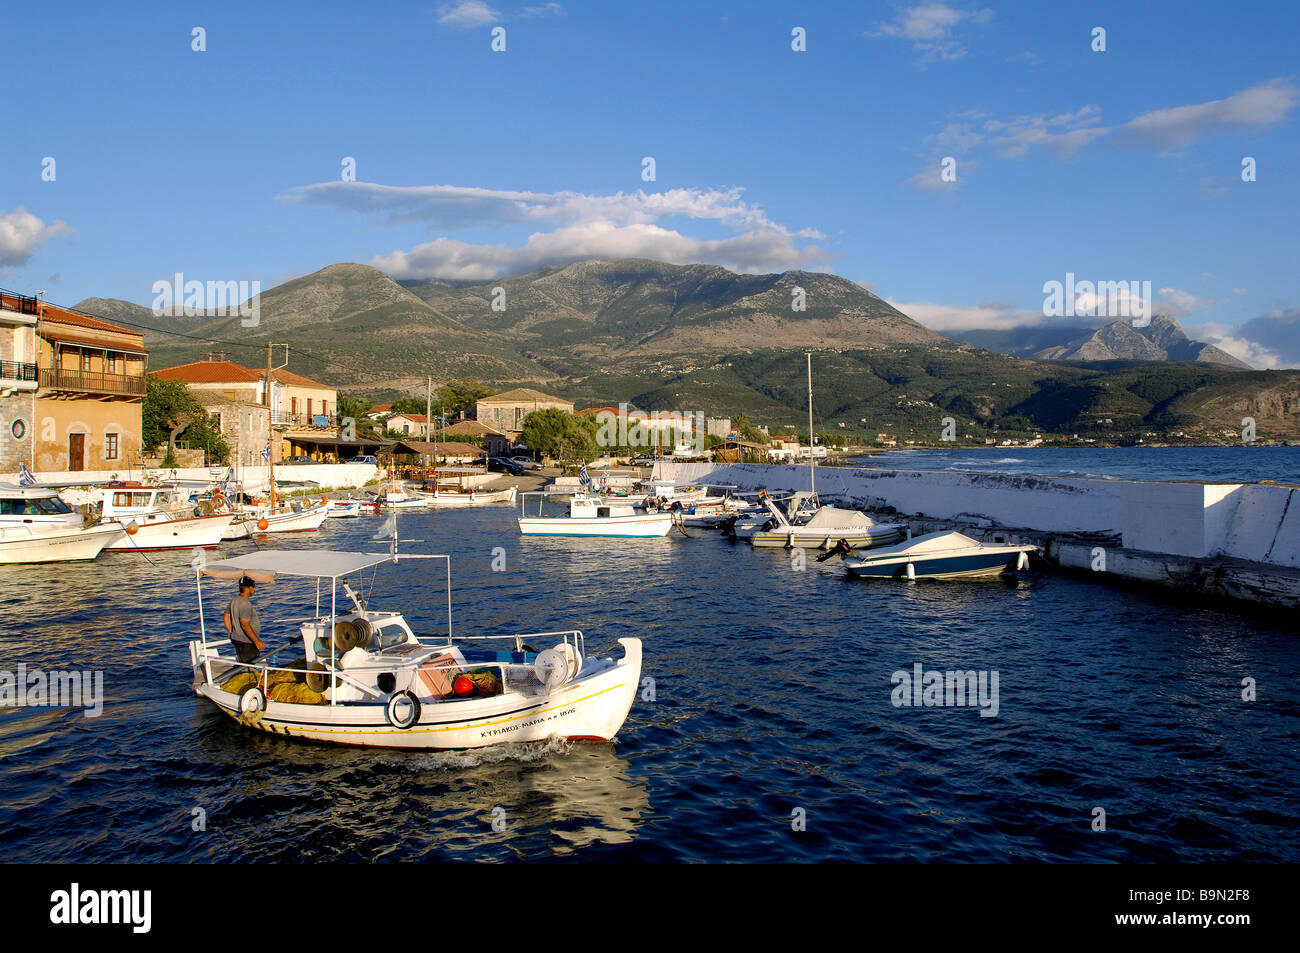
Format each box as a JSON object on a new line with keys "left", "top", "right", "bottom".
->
{"left": 839, "top": 531, "right": 1035, "bottom": 580}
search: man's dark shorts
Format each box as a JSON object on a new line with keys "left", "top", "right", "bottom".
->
{"left": 232, "top": 639, "right": 260, "bottom": 663}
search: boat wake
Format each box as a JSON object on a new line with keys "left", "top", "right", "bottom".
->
{"left": 404, "top": 736, "right": 577, "bottom": 771}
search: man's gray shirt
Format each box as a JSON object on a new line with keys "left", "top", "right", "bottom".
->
{"left": 228, "top": 595, "right": 260, "bottom": 643}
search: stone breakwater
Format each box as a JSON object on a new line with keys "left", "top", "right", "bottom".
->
{"left": 657, "top": 461, "right": 1300, "bottom": 609}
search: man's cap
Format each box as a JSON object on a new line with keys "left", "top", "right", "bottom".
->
{"left": 238, "top": 575, "right": 257, "bottom": 589}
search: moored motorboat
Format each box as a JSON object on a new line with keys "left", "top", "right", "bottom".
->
{"left": 326, "top": 499, "right": 361, "bottom": 518}
{"left": 87, "top": 483, "right": 234, "bottom": 551}
{"left": 187, "top": 547, "right": 642, "bottom": 749}
{"left": 746, "top": 493, "right": 907, "bottom": 550}
{"left": 838, "top": 531, "right": 1036, "bottom": 580}
{"left": 0, "top": 484, "right": 126, "bottom": 563}
{"left": 518, "top": 492, "right": 672, "bottom": 537}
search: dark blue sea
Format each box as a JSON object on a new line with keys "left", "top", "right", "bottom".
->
{"left": 1, "top": 503, "right": 1297, "bottom": 862}
{"left": 850, "top": 445, "right": 1299, "bottom": 484}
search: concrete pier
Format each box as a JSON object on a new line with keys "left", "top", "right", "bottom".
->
{"left": 657, "top": 460, "right": 1300, "bottom": 610}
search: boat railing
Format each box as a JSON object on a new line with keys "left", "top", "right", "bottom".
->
{"left": 207, "top": 629, "right": 587, "bottom": 702}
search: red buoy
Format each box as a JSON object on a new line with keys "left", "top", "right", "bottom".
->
{"left": 257, "top": 517, "right": 269, "bottom": 531}
{"left": 453, "top": 676, "right": 473, "bottom": 696}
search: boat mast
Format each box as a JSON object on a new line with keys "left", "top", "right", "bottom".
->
{"left": 807, "top": 351, "right": 816, "bottom": 501}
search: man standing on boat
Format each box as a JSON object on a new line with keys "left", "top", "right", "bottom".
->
{"left": 223, "top": 576, "right": 266, "bottom": 663}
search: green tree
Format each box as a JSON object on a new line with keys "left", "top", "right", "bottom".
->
{"left": 522, "top": 408, "right": 597, "bottom": 466}
{"left": 337, "top": 395, "right": 380, "bottom": 438}
{"left": 436, "top": 379, "right": 492, "bottom": 417}
{"left": 391, "top": 397, "right": 426, "bottom": 416}
{"left": 143, "top": 377, "right": 230, "bottom": 465}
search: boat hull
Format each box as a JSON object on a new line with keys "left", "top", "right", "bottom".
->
{"left": 750, "top": 527, "right": 907, "bottom": 549}
{"left": 0, "top": 522, "right": 125, "bottom": 564}
{"left": 425, "top": 487, "right": 518, "bottom": 507}
{"left": 232, "top": 502, "right": 331, "bottom": 536}
{"left": 518, "top": 514, "right": 672, "bottom": 537}
{"left": 193, "top": 638, "right": 642, "bottom": 750}
{"left": 107, "top": 513, "right": 235, "bottom": 551}
{"left": 845, "top": 550, "right": 1029, "bottom": 579}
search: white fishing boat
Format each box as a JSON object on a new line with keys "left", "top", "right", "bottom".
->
{"left": 233, "top": 499, "right": 332, "bottom": 536}
{"left": 187, "top": 546, "right": 642, "bottom": 750}
{"left": 419, "top": 468, "right": 518, "bottom": 507}
{"left": 89, "top": 483, "right": 234, "bottom": 551}
{"left": 837, "top": 531, "right": 1036, "bottom": 580}
{"left": 518, "top": 492, "right": 673, "bottom": 537}
{"left": 0, "top": 484, "right": 126, "bottom": 564}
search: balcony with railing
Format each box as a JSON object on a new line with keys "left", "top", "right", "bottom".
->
{"left": 39, "top": 366, "right": 146, "bottom": 397}
{"left": 272, "top": 411, "right": 335, "bottom": 429}
{"left": 0, "top": 291, "right": 40, "bottom": 325}
{"left": 0, "top": 360, "right": 39, "bottom": 390}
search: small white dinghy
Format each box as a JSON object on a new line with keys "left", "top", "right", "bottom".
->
{"left": 188, "top": 546, "right": 642, "bottom": 750}
{"left": 838, "top": 530, "right": 1036, "bottom": 580}
{"left": 326, "top": 499, "right": 361, "bottom": 518}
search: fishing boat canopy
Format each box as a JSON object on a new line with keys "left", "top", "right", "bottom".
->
{"left": 198, "top": 549, "right": 396, "bottom": 581}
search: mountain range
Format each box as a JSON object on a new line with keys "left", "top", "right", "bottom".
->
{"left": 952, "top": 315, "right": 1250, "bottom": 367}
{"left": 70, "top": 259, "right": 1299, "bottom": 440}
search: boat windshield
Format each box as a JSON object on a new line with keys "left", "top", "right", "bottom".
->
{"left": 0, "top": 497, "right": 73, "bottom": 515}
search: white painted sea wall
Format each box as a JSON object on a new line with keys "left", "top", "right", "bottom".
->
{"left": 656, "top": 461, "right": 1300, "bottom": 568}
{"left": 3, "top": 462, "right": 379, "bottom": 492}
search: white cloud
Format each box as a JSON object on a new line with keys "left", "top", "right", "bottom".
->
{"left": 1183, "top": 321, "right": 1285, "bottom": 369}
{"left": 521, "top": 2, "right": 564, "bottom": 16}
{"left": 1156, "top": 287, "right": 1213, "bottom": 316}
{"left": 0, "top": 208, "right": 72, "bottom": 268}
{"left": 370, "top": 222, "right": 832, "bottom": 281}
{"left": 887, "top": 299, "right": 1044, "bottom": 332}
{"left": 873, "top": 3, "right": 994, "bottom": 61}
{"left": 985, "top": 106, "right": 1108, "bottom": 158}
{"left": 281, "top": 182, "right": 797, "bottom": 232}
{"left": 281, "top": 181, "right": 829, "bottom": 279}
{"left": 1117, "top": 79, "right": 1299, "bottom": 152}
{"left": 1233, "top": 288, "right": 1248, "bottom": 296}
{"left": 437, "top": 1, "right": 501, "bottom": 28}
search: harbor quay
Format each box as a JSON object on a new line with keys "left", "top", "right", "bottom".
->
{"left": 656, "top": 461, "right": 1300, "bottom": 610}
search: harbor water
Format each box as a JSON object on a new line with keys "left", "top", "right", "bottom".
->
{"left": 1, "top": 504, "right": 1296, "bottom": 862}
{"left": 849, "top": 445, "right": 1300, "bottom": 484}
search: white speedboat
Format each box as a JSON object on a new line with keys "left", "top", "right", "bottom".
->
{"left": 839, "top": 531, "right": 1035, "bottom": 580}
{"left": 518, "top": 492, "right": 672, "bottom": 537}
{"left": 746, "top": 493, "right": 907, "bottom": 550}
{"left": 0, "top": 484, "right": 125, "bottom": 563}
{"left": 89, "top": 483, "right": 234, "bottom": 551}
{"left": 187, "top": 548, "right": 642, "bottom": 750}
{"left": 326, "top": 499, "right": 362, "bottom": 518}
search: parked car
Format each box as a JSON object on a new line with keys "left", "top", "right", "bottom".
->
{"left": 351, "top": 454, "right": 379, "bottom": 466}
{"left": 509, "top": 456, "right": 542, "bottom": 470}
{"left": 488, "top": 456, "right": 524, "bottom": 475}
{"left": 630, "top": 456, "right": 657, "bottom": 467}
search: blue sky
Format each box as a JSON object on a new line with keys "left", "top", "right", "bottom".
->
{"left": 2, "top": 0, "right": 1297, "bottom": 366}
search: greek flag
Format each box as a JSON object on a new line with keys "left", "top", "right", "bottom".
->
{"left": 262, "top": 444, "right": 271, "bottom": 461}
{"left": 579, "top": 462, "right": 592, "bottom": 487}
{"left": 17, "top": 462, "right": 38, "bottom": 486}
